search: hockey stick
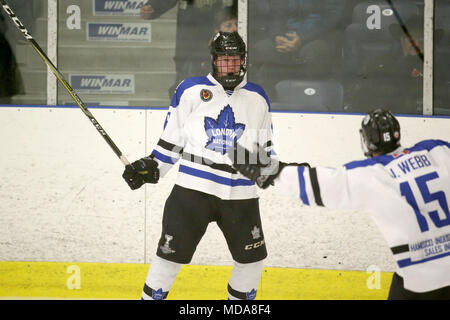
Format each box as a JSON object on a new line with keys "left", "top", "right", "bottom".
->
{"left": 0, "top": 0, "right": 131, "bottom": 167}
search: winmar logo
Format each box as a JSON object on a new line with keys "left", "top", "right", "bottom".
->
{"left": 97, "top": 24, "right": 148, "bottom": 36}
{"left": 70, "top": 74, "right": 134, "bottom": 93}
{"left": 88, "top": 22, "right": 151, "bottom": 42}
{"left": 80, "top": 77, "right": 131, "bottom": 88}
{"left": 102, "top": 0, "right": 146, "bottom": 10}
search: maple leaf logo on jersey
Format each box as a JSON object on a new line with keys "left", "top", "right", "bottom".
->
{"left": 204, "top": 105, "right": 245, "bottom": 155}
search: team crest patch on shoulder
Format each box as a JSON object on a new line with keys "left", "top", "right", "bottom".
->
{"left": 200, "top": 89, "right": 213, "bottom": 102}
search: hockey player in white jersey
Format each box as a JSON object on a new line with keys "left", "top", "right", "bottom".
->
{"left": 229, "top": 109, "right": 450, "bottom": 299}
{"left": 122, "top": 31, "right": 273, "bottom": 300}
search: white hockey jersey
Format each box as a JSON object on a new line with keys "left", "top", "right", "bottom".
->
{"left": 151, "top": 73, "right": 274, "bottom": 200}
{"left": 274, "top": 139, "right": 450, "bottom": 293}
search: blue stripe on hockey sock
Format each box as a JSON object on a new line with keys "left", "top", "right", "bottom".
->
{"left": 297, "top": 165, "right": 309, "bottom": 205}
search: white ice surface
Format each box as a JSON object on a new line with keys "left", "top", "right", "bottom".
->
{"left": 1, "top": 108, "right": 449, "bottom": 272}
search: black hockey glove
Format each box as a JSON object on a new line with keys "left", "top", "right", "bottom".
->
{"left": 234, "top": 161, "right": 285, "bottom": 189}
{"left": 228, "top": 143, "right": 310, "bottom": 189}
{"left": 122, "top": 156, "right": 159, "bottom": 190}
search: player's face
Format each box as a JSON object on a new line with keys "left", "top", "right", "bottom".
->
{"left": 214, "top": 55, "right": 242, "bottom": 77}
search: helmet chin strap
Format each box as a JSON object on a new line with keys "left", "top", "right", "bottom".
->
{"left": 212, "top": 73, "right": 242, "bottom": 90}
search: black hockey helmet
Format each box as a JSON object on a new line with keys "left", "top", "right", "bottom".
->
{"left": 210, "top": 31, "right": 247, "bottom": 89}
{"left": 360, "top": 108, "right": 401, "bottom": 157}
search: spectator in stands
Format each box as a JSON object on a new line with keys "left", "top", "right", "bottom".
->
{"left": 140, "top": 0, "right": 237, "bottom": 99}
{"left": 250, "top": 0, "right": 346, "bottom": 101}
{"left": 247, "top": 0, "right": 270, "bottom": 80}
{"left": 213, "top": 5, "right": 238, "bottom": 34}
{"left": 203, "top": 6, "right": 238, "bottom": 69}
{"left": 347, "top": 14, "right": 444, "bottom": 114}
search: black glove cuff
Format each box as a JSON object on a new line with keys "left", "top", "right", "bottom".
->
{"left": 257, "top": 162, "right": 310, "bottom": 189}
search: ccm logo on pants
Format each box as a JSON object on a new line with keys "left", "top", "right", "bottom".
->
{"left": 245, "top": 240, "right": 265, "bottom": 250}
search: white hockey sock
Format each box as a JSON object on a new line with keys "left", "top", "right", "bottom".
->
{"left": 141, "top": 256, "right": 182, "bottom": 300}
{"left": 227, "top": 260, "right": 264, "bottom": 300}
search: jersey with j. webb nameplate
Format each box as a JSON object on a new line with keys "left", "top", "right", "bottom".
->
{"left": 273, "top": 139, "right": 450, "bottom": 293}
{"left": 151, "top": 73, "right": 274, "bottom": 200}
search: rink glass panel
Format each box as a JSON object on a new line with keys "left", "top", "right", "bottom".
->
{"left": 57, "top": 0, "right": 178, "bottom": 108}
{"left": 0, "top": 0, "right": 47, "bottom": 105}
{"left": 2, "top": 0, "right": 446, "bottom": 114}
{"left": 434, "top": 0, "right": 450, "bottom": 116}
{"left": 247, "top": 0, "right": 436, "bottom": 115}
{"left": 56, "top": 0, "right": 238, "bottom": 108}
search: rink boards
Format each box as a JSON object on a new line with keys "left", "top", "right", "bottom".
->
{"left": 0, "top": 105, "right": 449, "bottom": 299}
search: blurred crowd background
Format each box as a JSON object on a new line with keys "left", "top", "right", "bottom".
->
{"left": 0, "top": 0, "right": 448, "bottom": 115}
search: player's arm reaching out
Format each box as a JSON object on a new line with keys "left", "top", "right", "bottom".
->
{"left": 228, "top": 143, "right": 362, "bottom": 211}
{"left": 230, "top": 142, "right": 311, "bottom": 194}
{"left": 228, "top": 109, "right": 403, "bottom": 211}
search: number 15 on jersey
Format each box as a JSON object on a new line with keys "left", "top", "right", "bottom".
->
{"left": 400, "top": 171, "right": 450, "bottom": 232}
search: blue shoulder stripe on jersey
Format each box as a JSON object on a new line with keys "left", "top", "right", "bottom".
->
{"left": 345, "top": 139, "right": 450, "bottom": 170}
{"left": 179, "top": 165, "right": 255, "bottom": 187}
{"left": 413, "top": 139, "right": 450, "bottom": 150}
{"left": 344, "top": 154, "right": 396, "bottom": 170}
{"left": 242, "top": 82, "right": 271, "bottom": 111}
{"left": 170, "top": 76, "right": 216, "bottom": 108}
{"left": 297, "top": 166, "right": 309, "bottom": 205}
{"left": 397, "top": 251, "right": 450, "bottom": 268}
